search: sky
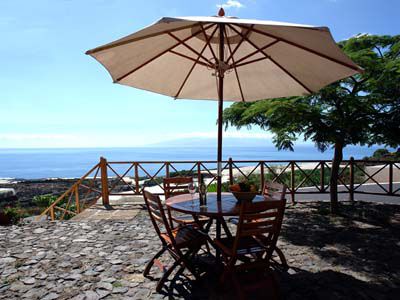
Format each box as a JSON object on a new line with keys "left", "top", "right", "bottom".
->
{"left": 0, "top": 0, "right": 399, "bottom": 148}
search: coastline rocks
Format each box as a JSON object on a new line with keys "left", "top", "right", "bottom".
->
{"left": 0, "top": 188, "right": 18, "bottom": 208}
{"left": 0, "top": 179, "right": 76, "bottom": 207}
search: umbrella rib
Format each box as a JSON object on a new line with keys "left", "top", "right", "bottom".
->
{"left": 233, "top": 39, "right": 279, "bottom": 66}
{"left": 225, "top": 25, "right": 253, "bottom": 64}
{"left": 224, "top": 26, "right": 245, "bottom": 102}
{"left": 115, "top": 23, "right": 214, "bottom": 82}
{"left": 236, "top": 24, "right": 362, "bottom": 72}
{"left": 235, "top": 56, "right": 270, "bottom": 68}
{"left": 200, "top": 24, "right": 218, "bottom": 62}
{"left": 86, "top": 23, "right": 201, "bottom": 55}
{"left": 169, "top": 50, "right": 211, "bottom": 68}
{"left": 174, "top": 25, "right": 219, "bottom": 99}
{"left": 228, "top": 24, "right": 313, "bottom": 94}
{"left": 168, "top": 32, "right": 213, "bottom": 66}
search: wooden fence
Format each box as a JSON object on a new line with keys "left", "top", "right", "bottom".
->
{"left": 39, "top": 157, "right": 400, "bottom": 220}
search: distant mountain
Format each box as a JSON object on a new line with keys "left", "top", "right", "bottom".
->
{"left": 150, "top": 137, "right": 275, "bottom": 148}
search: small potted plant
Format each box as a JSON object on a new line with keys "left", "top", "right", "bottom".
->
{"left": 229, "top": 180, "right": 258, "bottom": 202}
{"left": 0, "top": 205, "right": 21, "bottom": 225}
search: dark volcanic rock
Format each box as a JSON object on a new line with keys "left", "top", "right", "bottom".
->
{"left": 0, "top": 179, "right": 76, "bottom": 207}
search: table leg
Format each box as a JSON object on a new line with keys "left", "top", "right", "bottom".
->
{"left": 216, "top": 218, "right": 221, "bottom": 261}
{"left": 219, "top": 217, "right": 232, "bottom": 239}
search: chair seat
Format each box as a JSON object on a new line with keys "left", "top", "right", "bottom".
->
{"left": 173, "top": 214, "right": 209, "bottom": 225}
{"left": 214, "top": 236, "right": 267, "bottom": 256}
{"left": 161, "top": 226, "right": 206, "bottom": 249}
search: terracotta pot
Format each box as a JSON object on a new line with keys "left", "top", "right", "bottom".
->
{"left": 0, "top": 212, "right": 12, "bottom": 225}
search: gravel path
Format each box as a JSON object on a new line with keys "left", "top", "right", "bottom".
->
{"left": 0, "top": 202, "right": 399, "bottom": 299}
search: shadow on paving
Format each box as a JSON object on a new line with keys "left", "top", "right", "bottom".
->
{"left": 281, "top": 201, "right": 400, "bottom": 290}
{"left": 150, "top": 265, "right": 399, "bottom": 300}
{"left": 279, "top": 268, "right": 399, "bottom": 300}
{"left": 139, "top": 201, "right": 400, "bottom": 299}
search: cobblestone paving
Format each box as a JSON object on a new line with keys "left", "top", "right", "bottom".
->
{"left": 0, "top": 202, "right": 399, "bottom": 299}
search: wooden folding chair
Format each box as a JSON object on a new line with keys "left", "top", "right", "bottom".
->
{"left": 229, "top": 181, "right": 288, "bottom": 269}
{"left": 262, "top": 181, "right": 288, "bottom": 268}
{"left": 263, "top": 181, "right": 287, "bottom": 201}
{"left": 214, "top": 199, "right": 286, "bottom": 299}
{"left": 163, "top": 177, "right": 209, "bottom": 229}
{"left": 143, "top": 191, "right": 208, "bottom": 293}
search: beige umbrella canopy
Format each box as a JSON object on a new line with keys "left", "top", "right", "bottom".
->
{"left": 86, "top": 8, "right": 362, "bottom": 199}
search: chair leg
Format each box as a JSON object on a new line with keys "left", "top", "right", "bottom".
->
{"left": 274, "top": 246, "right": 288, "bottom": 269}
{"left": 181, "top": 247, "right": 202, "bottom": 280}
{"left": 231, "top": 273, "right": 245, "bottom": 300}
{"left": 167, "top": 207, "right": 175, "bottom": 229}
{"left": 143, "top": 245, "right": 167, "bottom": 277}
{"left": 156, "top": 257, "right": 182, "bottom": 293}
{"left": 270, "top": 271, "right": 282, "bottom": 300}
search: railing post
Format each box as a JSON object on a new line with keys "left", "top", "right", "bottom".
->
{"left": 290, "top": 161, "right": 296, "bottom": 204}
{"left": 134, "top": 163, "right": 140, "bottom": 195}
{"left": 74, "top": 185, "right": 80, "bottom": 214}
{"left": 389, "top": 162, "right": 393, "bottom": 195}
{"left": 100, "top": 157, "right": 109, "bottom": 206}
{"left": 228, "top": 158, "right": 233, "bottom": 185}
{"left": 320, "top": 161, "right": 325, "bottom": 193}
{"left": 197, "top": 162, "right": 202, "bottom": 184}
{"left": 349, "top": 157, "right": 354, "bottom": 203}
{"left": 260, "top": 162, "right": 265, "bottom": 194}
{"left": 166, "top": 162, "right": 170, "bottom": 178}
{"left": 50, "top": 206, "right": 55, "bottom": 221}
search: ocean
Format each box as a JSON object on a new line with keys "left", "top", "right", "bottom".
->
{"left": 0, "top": 145, "right": 384, "bottom": 179}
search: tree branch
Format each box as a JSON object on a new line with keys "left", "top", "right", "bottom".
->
{"left": 374, "top": 45, "right": 384, "bottom": 59}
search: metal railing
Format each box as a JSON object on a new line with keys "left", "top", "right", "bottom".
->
{"left": 39, "top": 157, "right": 400, "bottom": 221}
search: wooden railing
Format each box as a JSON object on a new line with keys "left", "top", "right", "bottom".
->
{"left": 39, "top": 157, "right": 400, "bottom": 221}
{"left": 38, "top": 162, "right": 103, "bottom": 221}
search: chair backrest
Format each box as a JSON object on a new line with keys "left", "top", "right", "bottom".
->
{"left": 233, "top": 198, "right": 287, "bottom": 261}
{"left": 263, "top": 181, "right": 287, "bottom": 200}
{"left": 163, "top": 176, "right": 193, "bottom": 199}
{"left": 143, "top": 190, "right": 176, "bottom": 247}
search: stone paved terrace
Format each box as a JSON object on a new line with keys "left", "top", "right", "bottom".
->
{"left": 1, "top": 201, "right": 399, "bottom": 299}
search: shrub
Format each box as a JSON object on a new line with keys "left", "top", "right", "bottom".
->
{"left": 33, "top": 194, "right": 58, "bottom": 208}
{"left": 2, "top": 206, "right": 22, "bottom": 225}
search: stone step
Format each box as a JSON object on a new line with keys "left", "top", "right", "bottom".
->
{"left": 70, "top": 195, "right": 145, "bottom": 222}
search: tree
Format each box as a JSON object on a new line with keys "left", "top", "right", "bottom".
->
{"left": 223, "top": 35, "right": 400, "bottom": 213}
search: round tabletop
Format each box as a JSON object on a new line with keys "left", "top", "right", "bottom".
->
{"left": 165, "top": 192, "right": 266, "bottom": 217}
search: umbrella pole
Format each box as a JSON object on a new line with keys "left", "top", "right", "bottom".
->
{"left": 217, "top": 23, "right": 225, "bottom": 202}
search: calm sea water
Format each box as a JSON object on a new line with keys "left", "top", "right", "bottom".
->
{"left": 0, "top": 145, "right": 384, "bottom": 179}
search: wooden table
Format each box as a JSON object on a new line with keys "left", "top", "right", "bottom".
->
{"left": 166, "top": 192, "right": 266, "bottom": 217}
{"left": 166, "top": 192, "right": 268, "bottom": 262}
{"left": 166, "top": 192, "right": 267, "bottom": 237}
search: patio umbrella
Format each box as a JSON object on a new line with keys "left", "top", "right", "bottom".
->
{"left": 86, "top": 8, "right": 362, "bottom": 201}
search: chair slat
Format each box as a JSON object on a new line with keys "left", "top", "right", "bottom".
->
{"left": 263, "top": 181, "right": 287, "bottom": 201}
{"left": 243, "top": 211, "right": 278, "bottom": 220}
{"left": 242, "top": 219, "right": 276, "bottom": 229}
{"left": 151, "top": 211, "right": 164, "bottom": 223}
{"left": 241, "top": 225, "right": 274, "bottom": 236}
{"left": 163, "top": 176, "right": 193, "bottom": 200}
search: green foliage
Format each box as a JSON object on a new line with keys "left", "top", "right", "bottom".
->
{"left": 33, "top": 194, "right": 58, "bottom": 208}
{"left": 372, "top": 149, "right": 390, "bottom": 159}
{"left": 2, "top": 206, "right": 23, "bottom": 225}
{"left": 207, "top": 181, "right": 230, "bottom": 192}
{"left": 363, "top": 148, "right": 400, "bottom": 161}
{"left": 223, "top": 35, "right": 400, "bottom": 212}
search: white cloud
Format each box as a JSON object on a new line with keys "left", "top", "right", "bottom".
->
{"left": 344, "top": 32, "right": 371, "bottom": 41}
{"left": 0, "top": 130, "right": 273, "bottom": 148}
{"left": 0, "top": 133, "right": 75, "bottom": 141}
{"left": 217, "top": 0, "right": 245, "bottom": 9}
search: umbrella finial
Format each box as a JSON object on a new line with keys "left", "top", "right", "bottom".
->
{"left": 218, "top": 7, "right": 225, "bottom": 17}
